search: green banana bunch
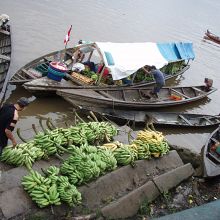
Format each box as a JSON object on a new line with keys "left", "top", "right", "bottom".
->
{"left": 57, "top": 178, "right": 81, "bottom": 207}
{"left": 113, "top": 146, "right": 136, "bottom": 166}
{"left": 46, "top": 166, "right": 60, "bottom": 176}
{"left": 132, "top": 140, "right": 151, "bottom": 160}
{"left": 97, "top": 148, "right": 117, "bottom": 171}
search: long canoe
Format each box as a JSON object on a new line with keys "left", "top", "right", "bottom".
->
{"left": 56, "top": 85, "right": 217, "bottom": 110}
{"left": 204, "top": 30, "right": 220, "bottom": 45}
{"left": 0, "top": 25, "right": 11, "bottom": 105}
{"left": 203, "top": 126, "right": 220, "bottom": 177}
{"left": 76, "top": 106, "right": 220, "bottom": 128}
{"left": 22, "top": 63, "right": 189, "bottom": 96}
{"left": 9, "top": 42, "right": 192, "bottom": 91}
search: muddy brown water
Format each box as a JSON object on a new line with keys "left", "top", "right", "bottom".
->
{"left": 1, "top": 0, "right": 220, "bottom": 152}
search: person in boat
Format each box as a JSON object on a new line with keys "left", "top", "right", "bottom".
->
{"left": 0, "top": 97, "right": 30, "bottom": 155}
{"left": 142, "top": 65, "right": 165, "bottom": 98}
{"left": 121, "top": 77, "right": 132, "bottom": 85}
{"left": 72, "top": 40, "right": 95, "bottom": 63}
{"left": 211, "top": 142, "right": 220, "bottom": 155}
{"left": 204, "top": 78, "right": 213, "bottom": 92}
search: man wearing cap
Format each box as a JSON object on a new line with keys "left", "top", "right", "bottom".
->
{"left": 0, "top": 97, "right": 30, "bottom": 155}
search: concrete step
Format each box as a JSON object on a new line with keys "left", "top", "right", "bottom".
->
{"left": 101, "top": 163, "right": 194, "bottom": 219}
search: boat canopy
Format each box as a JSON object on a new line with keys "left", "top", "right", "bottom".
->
{"left": 94, "top": 42, "right": 195, "bottom": 80}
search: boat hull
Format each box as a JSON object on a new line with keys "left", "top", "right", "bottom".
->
{"left": 203, "top": 126, "right": 220, "bottom": 177}
{"left": 0, "top": 26, "right": 11, "bottom": 105}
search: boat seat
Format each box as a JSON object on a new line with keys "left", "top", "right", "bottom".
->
{"left": 43, "top": 56, "right": 53, "bottom": 62}
{"left": 0, "top": 54, "right": 10, "bottom": 61}
{"left": 21, "top": 68, "right": 38, "bottom": 79}
{"left": 170, "top": 88, "right": 190, "bottom": 99}
{"left": 207, "top": 152, "right": 220, "bottom": 164}
{"left": 98, "top": 91, "right": 116, "bottom": 100}
{"left": 211, "top": 137, "right": 219, "bottom": 143}
{"left": 192, "top": 87, "right": 205, "bottom": 94}
{"left": 203, "top": 117, "right": 214, "bottom": 124}
{"left": 0, "top": 29, "right": 10, "bottom": 35}
{"left": 178, "top": 114, "right": 193, "bottom": 125}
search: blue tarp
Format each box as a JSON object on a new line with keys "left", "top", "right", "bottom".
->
{"left": 157, "top": 42, "right": 195, "bottom": 62}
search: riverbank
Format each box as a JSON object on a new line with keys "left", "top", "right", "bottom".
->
{"left": 129, "top": 175, "right": 219, "bottom": 219}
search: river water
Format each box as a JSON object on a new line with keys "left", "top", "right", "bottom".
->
{"left": 1, "top": 0, "right": 220, "bottom": 151}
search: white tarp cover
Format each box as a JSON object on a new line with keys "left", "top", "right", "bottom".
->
{"left": 95, "top": 42, "right": 168, "bottom": 80}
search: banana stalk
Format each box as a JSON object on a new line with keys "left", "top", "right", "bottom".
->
{"left": 39, "top": 118, "right": 47, "bottom": 134}
{"left": 16, "top": 128, "right": 27, "bottom": 143}
{"left": 32, "top": 124, "right": 39, "bottom": 135}
{"left": 74, "top": 111, "right": 85, "bottom": 123}
{"left": 46, "top": 118, "right": 55, "bottom": 130}
{"left": 89, "top": 111, "right": 99, "bottom": 122}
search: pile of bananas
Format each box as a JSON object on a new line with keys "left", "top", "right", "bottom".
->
{"left": 0, "top": 121, "right": 118, "bottom": 169}
{"left": 34, "top": 129, "right": 69, "bottom": 155}
{"left": 22, "top": 166, "right": 81, "bottom": 208}
{"left": 76, "top": 122, "right": 118, "bottom": 144}
{"left": 22, "top": 169, "right": 61, "bottom": 208}
{"left": 134, "top": 129, "right": 169, "bottom": 157}
{"left": 0, "top": 141, "right": 44, "bottom": 170}
{"left": 60, "top": 145, "right": 117, "bottom": 185}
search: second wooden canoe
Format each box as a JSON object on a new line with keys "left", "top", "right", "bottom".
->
{"left": 57, "top": 85, "right": 217, "bottom": 110}
{"left": 77, "top": 106, "right": 220, "bottom": 128}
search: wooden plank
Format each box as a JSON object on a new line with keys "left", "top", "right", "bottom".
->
{"left": 43, "top": 56, "right": 52, "bottom": 62}
{"left": 178, "top": 114, "right": 193, "bottom": 125}
{"left": 121, "top": 90, "right": 126, "bottom": 101}
{"left": 98, "top": 91, "right": 115, "bottom": 99}
{"left": 203, "top": 117, "right": 214, "bottom": 124}
{"left": 8, "top": 79, "right": 29, "bottom": 84}
{"left": 211, "top": 137, "right": 218, "bottom": 143}
{"left": 0, "top": 29, "right": 10, "bottom": 35}
{"left": 0, "top": 54, "right": 10, "bottom": 61}
{"left": 16, "top": 72, "right": 27, "bottom": 80}
{"left": 192, "top": 87, "right": 205, "bottom": 94}
{"left": 181, "top": 87, "right": 186, "bottom": 95}
{"left": 207, "top": 153, "right": 220, "bottom": 163}
{"left": 171, "top": 88, "right": 190, "bottom": 99}
{"left": 138, "top": 89, "right": 143, "bottom": 98}
{"left": 21, "top": 68, "right": 37, "bottom": 79}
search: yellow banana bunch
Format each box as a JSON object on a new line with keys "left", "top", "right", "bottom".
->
{"left": 137, "top": 130, "right": 165, "bottom": 145}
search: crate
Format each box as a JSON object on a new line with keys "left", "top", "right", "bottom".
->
{"left": 71, "top": 72, "right": 94, "bottom": 85}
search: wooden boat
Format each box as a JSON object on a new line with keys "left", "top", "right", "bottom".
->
{"left": 203, "top": 126, "right": 220, "bottom": 177}
{"left": 56, "top": 85, "right": 217, "bottom": 110}
{"left": 204, "top": 30, "right": 220, "bottom": 44}
{"left": 9, "top": 41, "right": 195, "bottom": 95}
{"left": 22, "top": 64, "right": 189, "bottom": 96}
{"left": 77, "top": 106, "right": 220, "bottom": 128}
{"left": 0, "top": 18, "right": 11, "bottom": 105}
